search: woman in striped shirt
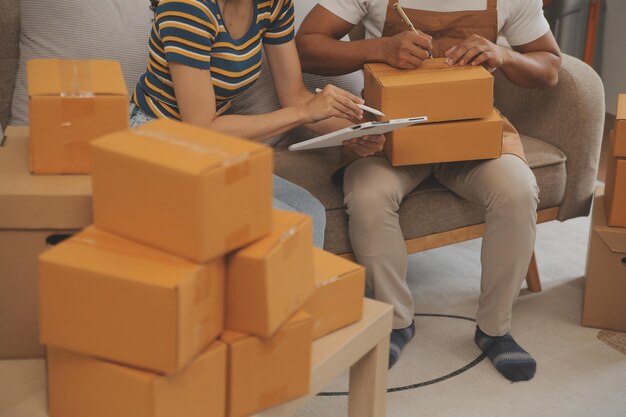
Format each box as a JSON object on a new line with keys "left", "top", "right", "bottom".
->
{"left": 130, "top": 0, "right": 383, "bottom": 248}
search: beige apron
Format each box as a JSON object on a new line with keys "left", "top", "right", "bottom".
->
{"left": 381, "top": 0, "right": 527, "bottom": 162}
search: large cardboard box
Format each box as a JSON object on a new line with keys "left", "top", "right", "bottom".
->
{"left": 91, "top": 119, "right": 273, "bottom": 263}
{"left": 582, "top": 189, "right": 626, "bottom": 332}
{"left": 604, "top": 131, "right": 626, "bottom": 227}
{"left": 384, "top": 110, "right": 503, "bottom": 166}
{"left": 226, "top": 210, "right": 315, "bottom": 338}
{"left": 27, "top": 59, "right": 128, "bottom": 174}
{"left": 614, "top": 94, "right": 626, "bottom": 157}
{"left": 221, "top": 312, "right": 312, "bottom": 417}
{"left": 302, "top": 249, "right": 365, "bottom": 340}
{"left": 0, "top": 126, "right": 91, "bottom": 359}
{"left": 39, "top": 226, "right": 224, "bottom": 374}
{"left": 47, "top": 342, "right": 227, "bottom": 417}
{"left": 364, "top": 58, "right": 493, "bottom": 123}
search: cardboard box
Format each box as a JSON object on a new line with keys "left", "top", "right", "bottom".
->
{"left": 302, "top": 249, "right": 365, "bottom": 340}
{"left": 604, "top": 131, "right": 626, "bottom": 227}
{"left": 384, "top": 110, "right": 503, "bottom": 166}
{"left": 91, "top": 119, "right": 273, "bottom": 263}
{"left": 614, "top": 94, "right": 626, "bottom": 157}
{"left": 226, "top": 210, "right": 315, "bottom": 338}
{"left": 364, "top": 58, "right": 493, "bottom": 123}
{"left": 39, "top": 226, "right": 224, "bottom": 374}
{"left": 27, "top": 59, "right": 128, "bottom": 174}
{"left": 221, "top": 312, "right": 312, "bottom": 417}
{"left": 47, "top": 342, "right": 227, "bottom": 417}
{"left": 0, "top": 126, "right": 91, "bottom": 359}
{"left": 582, "top": 189, "right": 626, "bottom": 331}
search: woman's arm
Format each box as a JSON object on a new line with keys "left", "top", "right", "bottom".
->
{"left": 264, "top": 40, "right": 385, "bottom": 156}
{"left": 169, "top": 61, "right": 362, "bottom": 142}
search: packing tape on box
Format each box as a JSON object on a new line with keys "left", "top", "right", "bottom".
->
{"left": 59, "top": 60, "right": 96, "bottom": 127}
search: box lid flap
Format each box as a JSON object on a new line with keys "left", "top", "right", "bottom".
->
{"left": 313, "top": 248, "right": 363, "bottom": 286}
{"left": 27, "top": 59, "right": 128, "bottom": 97}
{"left": 366, "top": 58, "right": 492, "bottom": 87}
{"left": 0, "top": 126, "right": 92, "bottom": 229}
{"left": 92, "top": 119, "right": 271, "bottom": 176}
{"left": 593, "top": 189, "right": 626, "bottom": 253}
{"left": 39, "top": 226, "right": 202, "bottom": 288}
{"left": 232, "top": 210, "right": 311, "bottom": 259}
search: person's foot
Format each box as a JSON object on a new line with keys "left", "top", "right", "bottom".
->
{"left": 474, "top": 326, "right": 536, "bottom": 382}
{"left": 389, "top": 320, "right": 415, "bottom": 369}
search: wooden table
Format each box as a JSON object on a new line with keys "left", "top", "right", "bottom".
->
{"left": 0, "top": 299, "right": 393, "bottom": 417}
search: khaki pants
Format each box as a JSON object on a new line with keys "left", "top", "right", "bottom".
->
{"left": 343, "top": 155, "right": 539, "bottom": 336}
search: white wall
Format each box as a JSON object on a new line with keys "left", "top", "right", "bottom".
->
{"left": 600, "top": 0, "right": 626, "bottom": 115}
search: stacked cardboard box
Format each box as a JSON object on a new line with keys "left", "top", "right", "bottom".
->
{"left": 582, "top": 95, "right": 626, "bottom": 332}
{"left": 39, "top": 119, "right": 366, "bottom": 417}
{"left": 364, "top": 58, "right": 503, "bottom": 166}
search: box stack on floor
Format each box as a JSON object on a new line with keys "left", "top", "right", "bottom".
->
{"left": 23, "top": 59, "right": 366, "bottom": 417}
{"left": 363, "top": 58, "right": 503, "bottom": 166}
{"left": 582, "top": 94, "right": 626, "bottom": 333}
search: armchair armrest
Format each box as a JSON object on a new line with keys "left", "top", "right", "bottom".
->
{"left": 494, "top": 54, "right": 605, "bottom": 221}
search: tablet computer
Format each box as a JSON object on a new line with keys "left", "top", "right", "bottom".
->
{"left": 288, "top": 116, "right": 428, "bottom": 151}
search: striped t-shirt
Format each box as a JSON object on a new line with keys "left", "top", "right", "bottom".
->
{"left": 132, "top": 0, "right": 295, "bottom": 119}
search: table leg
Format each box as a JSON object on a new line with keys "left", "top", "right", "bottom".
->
{"left": 347, "top": 336, "right": 389, "bottom": 417}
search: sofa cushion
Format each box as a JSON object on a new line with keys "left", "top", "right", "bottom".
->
{"left": 274, "top": 135, "right": 567, "bottom": 254}
{"left": 10, "top": 0, "right": 153, "bottom": 125}
{"left": 0, "top": 0, "right": 20, "bottom": 130}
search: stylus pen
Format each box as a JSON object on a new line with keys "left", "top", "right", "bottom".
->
{"left": 392, "top": 3, "right": 434, "bottom": 59}
{"left": 314, "top": 88, "right": 386, "bottom": 117}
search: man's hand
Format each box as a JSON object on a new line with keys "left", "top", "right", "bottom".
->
{"left": 381, "top": 31, "right": 433, "bottom": 69}
{"left": 444, "top": 34, "right": 511, "bottom": 69}
{"left": 343, "top": 135, "right": 385, "bottom": 157}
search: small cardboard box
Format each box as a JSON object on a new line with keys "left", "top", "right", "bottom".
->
{"left": 614, "top": 94, "right": 626, "bottom": 157}
{"left": 27, "top": 59, "right": 128, "bottom": 174}
{"left": 582, "top": 189, "right": 626, "bottom": 332}
{"left": 39, "top": 226, "right": 224, "bottom": 374}
{"left": 384, "top": 110, "right": 503, "bottom": 166}
{"left": 221, "top": 312, "right": 312, "bottom": 417}
{"left": 364, "top": 58, "right": 493, "bottom": 123}
{"left": 0, "top": 126, "right": 91, "bottom": 359}
{"left": 47, "top": 342, "right": 227, "bottom": 417}
{"left": 91, "top": 118, "right": 273, "bottom": 263}
{"left": 604, "top": 131, "right": 626, "bottom": 227}
{"left": 302, "top": 249, "right": 365, "bottom": 340}
{"left": 226, "top": 210, "right": 315, "bottom": 338}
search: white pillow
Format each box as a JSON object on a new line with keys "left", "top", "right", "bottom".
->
{"left": 10, "top": 0, "right": 153, "bottom": 125}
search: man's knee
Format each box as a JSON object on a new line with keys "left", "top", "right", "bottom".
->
{"left": 487, "top": 164, "right": 539, "bottom": 216}
{"left": 344, "top": 185, "right": 402, "bottom": 225}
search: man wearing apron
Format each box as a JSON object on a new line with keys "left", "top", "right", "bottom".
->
{"left": 296, "top": 0, "right": 561, "bottom": 381}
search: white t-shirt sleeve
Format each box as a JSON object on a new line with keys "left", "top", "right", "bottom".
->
{"left": 501, "top": 0, "right": 551, "bottom": 46}
{"left": 318, "top": 0, "right": 368, "bottom": 26}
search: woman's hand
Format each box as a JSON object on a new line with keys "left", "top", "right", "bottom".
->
{"left": 343, "top": 134, "right": 385, "bottom": 157}
{"left": 301, "top": 85, "right": 364, "bottom": 123}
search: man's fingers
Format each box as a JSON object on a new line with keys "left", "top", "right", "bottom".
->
{"left": 458, "top": 45, "right": 485, "bottom": 66}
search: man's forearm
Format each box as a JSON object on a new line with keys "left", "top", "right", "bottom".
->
{"left": 499, "top": 48, "right": 561, "bottom": 89}
{"left": 296, "top": 34, "right": 387, "bottom": 76}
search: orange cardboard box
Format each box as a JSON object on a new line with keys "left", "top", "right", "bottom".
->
{"left": 614, "top": 94, "right": 626, "bottom": 157}
{"left": 604, "top": 131, "right": 626, "bottom": 227}
{"left": 582, "top": 189, "right": 626, "bottom": 332}
{"left": 91, "top": 118, "right": 273, "bottom": 263}
{"left": 39, "top": 226, "right": 224, "bottom": 374}
{"left": 384, "top": 110, "right": 503, "bottom": 166}
{"left": 302, "top": 249, "right": 365, "bottom": 340}
{"left": 221, "top": 312, "right": 312, "bottom": 417}
{"left": 27, "top": 59, "right": 128, "bottom": 174}
{"left": 226, "top": 210, "right": 315, "bottom": 338}
{"left": 47, "top": 342, "right": 227, "bottom": 417}
{"left": 0, "top": 126, "right": 91, "bottom": 359}
{"left": 364, "top": 58, "right": 493, "bottom": 123}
